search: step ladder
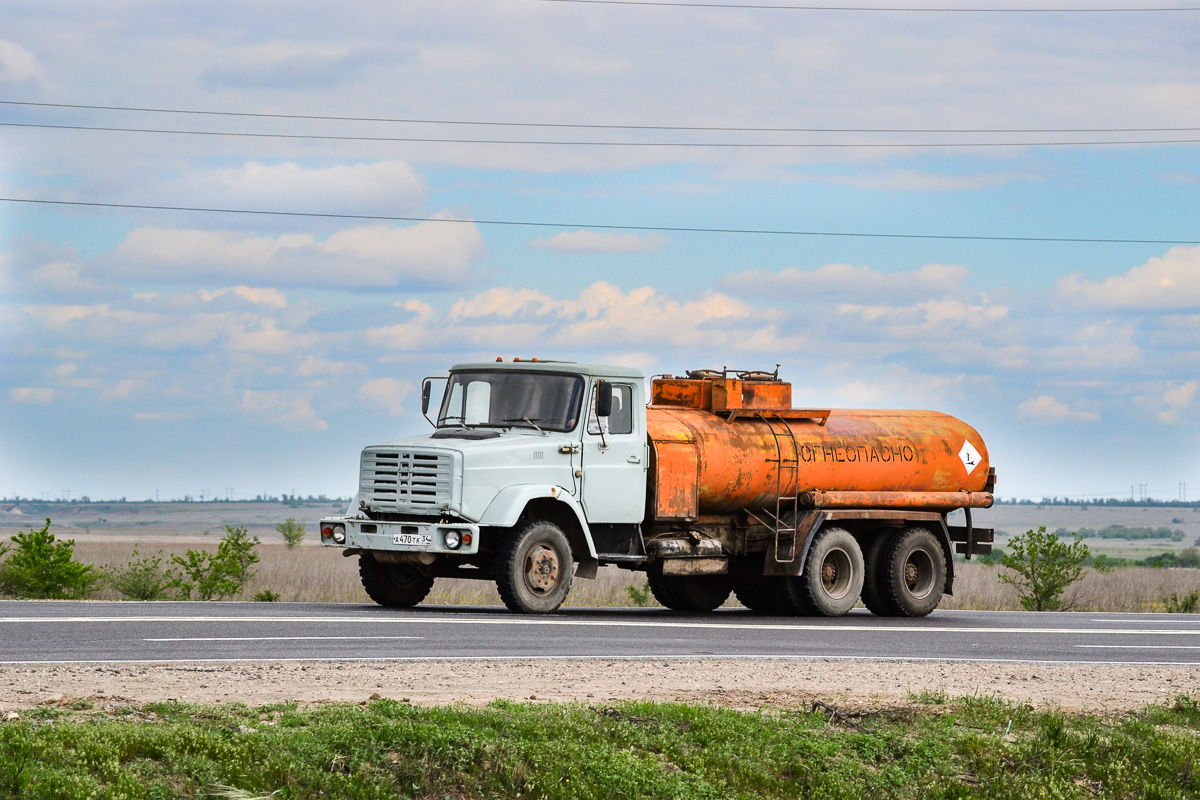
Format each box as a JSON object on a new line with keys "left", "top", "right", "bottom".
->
{"left": 746, "top": 413, "right": 800, "bottom": 563}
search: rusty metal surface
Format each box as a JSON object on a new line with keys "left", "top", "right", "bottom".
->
{"left": 661, "top": 557, "right": 729, "bottom": 576}
{"left": 647, "top": 405, "right": 992, "bottom": 517}
{"left": 800, "top": 490, "right": 994, "bottom": 511}
{"left": 822, "top": 510, "right": 941, "bottom": 522}
{"left": 646, "top": 536, "right": 724, "bottom": 558}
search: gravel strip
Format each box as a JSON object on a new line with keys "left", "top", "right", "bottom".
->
{"left": 2, "top": 659, "right": 1197, "bottom": 713}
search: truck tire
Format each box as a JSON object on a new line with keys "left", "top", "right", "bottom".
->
{"left": 800, "top": 527, "right": 864, "bottom": 617}
{"left": 859, "top": 533, "right": 901, "bottom": 617}
{"left": 768, "top": 576, "right": 814, "bottom": 615}
{"left": 733, "top": 579, "right": 777, "bottom": 613}
{"left": 648, "top": 568, "right": 732, "bottom": 611}
{"left": 496, "top": 520, "right": 574, "bottom": 614}
{"left": 358, "top": 553, "right": 435, "bottom": 608}
{"left": 881, "top": 527, "right": 945, "bottom": 618}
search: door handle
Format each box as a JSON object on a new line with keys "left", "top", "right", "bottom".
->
{"left": 627, "top": 455, "right": 641, "bottom": 464}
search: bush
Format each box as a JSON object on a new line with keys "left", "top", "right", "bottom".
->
{"left": 998, "top": 527, "right": 1090, "bottom": 611}
{"left": 973, "top": 547, "right": 1007, "bottom": 566}
{"left": 1164, "top": 591, "right": 1199, "bottom": 614}
{"left": 0, "top": 518, "right": 99, "bottom": 599}
{"left": 624, "top": 581, "right": 653, "bottom": 606}
{"left": 276, "top": 518, "right": 306, "bottom": 548}
{"left": 104, "top": 549, "right": 184, "bottom": 600}
{"left": 171, "top": 526, "right": 260, "bottom": 600}
{"left": 1139, "top": 547, "right": 1200, "bottom": 569}
{"left": 252, "top": 589, "right": 281, "bottom": 602}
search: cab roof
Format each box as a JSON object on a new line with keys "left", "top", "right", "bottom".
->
{"left": 450, "top": 361, "right": 643, "bottom": 379}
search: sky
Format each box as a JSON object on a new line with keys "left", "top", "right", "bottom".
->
{"left": 0, "top": 0, "right": 1198, "bottom": 502}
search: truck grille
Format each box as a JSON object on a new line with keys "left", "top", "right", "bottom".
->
{"left": 360, "top": 447, "right": 455, "bottom": 513}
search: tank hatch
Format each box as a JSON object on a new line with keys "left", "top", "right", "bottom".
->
{"left": 650, "top": 368, "right": 829, "bottom": 423}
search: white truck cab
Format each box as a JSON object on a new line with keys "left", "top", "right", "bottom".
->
{"left": 319, "top": 360, "right": 648, "bottom": 613}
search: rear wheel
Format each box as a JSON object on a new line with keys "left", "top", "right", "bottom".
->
{"left": 358, "top": 553, "right": 434, "bottom": 608}
{"left": 648, "top": 568, "right": 732, "bottom": 611}
{"left": 768, "top": 575, "right": 814, "bottom": 615}
{"left": 800, "top": 527, "right": 864, "bottom": 617}
{"left": 860, "top": 533, "right": 901, "bottom": 616}
{"left": 882, "top": 527, "right": 946, "bottom": 618}
{"left": 496, "top": 520, "right": 574, "bottom": 614}
{"left": 733, "top": 578, "right": 777, "bottom": 613}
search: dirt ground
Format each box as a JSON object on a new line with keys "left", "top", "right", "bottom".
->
{"left": 2, "top": 658, "right": 1197, "bottom": 714}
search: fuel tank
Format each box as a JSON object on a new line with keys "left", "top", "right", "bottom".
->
{"left": 646, "top": 372, "right": 992, "bottom": 519}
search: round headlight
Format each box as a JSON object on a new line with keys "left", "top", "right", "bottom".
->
{"left": 332, "top": 525, "right": 346, "bottom": 544}
{"left": 444, "top": 529, "right": 462, "bottom": 549}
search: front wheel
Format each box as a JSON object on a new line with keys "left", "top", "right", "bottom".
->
{"left": 496, "top": 520, "right": 574, "bottom": 613}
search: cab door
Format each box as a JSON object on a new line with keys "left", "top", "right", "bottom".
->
{"left": 579, "top": 380, "right": 647, "bottom": 523}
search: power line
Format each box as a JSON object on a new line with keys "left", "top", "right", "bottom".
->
{"left": 3, "top": 120, "right": 1199, "bottom": 148}
{"left": 534, "top": 0, "right": 1200, "bottom": 10}
{"left": 4, "top": 196, "right": 1198, "bottom": 245}
{"left": 4, "top": 99, "right": 1198, "bottom": 135}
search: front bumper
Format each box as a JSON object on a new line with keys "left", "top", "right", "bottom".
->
{"left": 319, "top": 517, "right": 480, "bottom": 555}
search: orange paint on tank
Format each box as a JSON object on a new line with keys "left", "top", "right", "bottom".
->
{"left": 645, "top": 374, "right": 991, "bottom": 518}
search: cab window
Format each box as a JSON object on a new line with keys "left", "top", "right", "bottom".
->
{"left": 587, "top": 383, "right": 634, "bottom": 435}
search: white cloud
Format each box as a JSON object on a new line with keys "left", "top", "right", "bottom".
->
{"left": 297, "top": 356, "right": 363, "bottom": 378}
{"left": 399, "top": 282, "right": 804, "bottom": 354}
{"left": 1, "top": 239, "right": 117, "bottom": 301}
{"left": 1017, "top": 395, "right": 1101, "bottom": 424}
{"left": 1056, "top": 246, "right": 1200, "bottom": 311}
{"left": 107, "top": 221, "right": 486, "bottom": 290}
{"left": 720, "top": 263, "right": 969, "bottom": 301}
{"left": 239, "top": 390, "right": 328, "bottom": 431}
{"left": 359, "top": 378, "right": 412, "bottom": 416}
{"left": 200, "top": 286, "right": 288, "bottom": 309}
{"left": 529, "top": 231, "right": 669, "bottom": 254}
{"left": 102, "top": 379, "right": 140, "bottom": 400}
{"left": 0, "top": 40, "right": 43, "bottom": 83}
{"left": 10, "top": 387, "right": 54, "bottom": 404}
{"left": 1157, "top": 381, "right": 1197, "bottom": 424}
{"left": 172, "top": 160, "right": 424, "bottom": 215}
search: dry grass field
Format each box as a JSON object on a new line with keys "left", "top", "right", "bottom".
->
{"left": 66, "top": 540, "right": 1200, "bottom": 613}
{"left": 5, "top": 500, "right": 1199, "bottom": 611}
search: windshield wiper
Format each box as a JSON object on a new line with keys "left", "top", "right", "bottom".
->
{"left": 501, "top": 417, "right": 546, "bottom": 434}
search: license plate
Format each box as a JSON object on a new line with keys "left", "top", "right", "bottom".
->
{"left": 392, "top": 533, "right": 432, "bottom": 547}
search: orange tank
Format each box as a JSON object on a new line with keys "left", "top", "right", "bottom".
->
{"left": 646, "top": 372, "right": 993, "bottom": 520}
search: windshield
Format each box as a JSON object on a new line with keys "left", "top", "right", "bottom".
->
{"left": 438, "top": 371, "right": 585, "bottom": 432}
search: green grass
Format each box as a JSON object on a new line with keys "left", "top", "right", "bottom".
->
{"left": 1, "top": 695, "right": 1197, "bottom": 799}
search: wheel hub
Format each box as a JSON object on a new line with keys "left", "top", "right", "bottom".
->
{"left": 820, "top": 547, "right": 853, "bottom": 599}
{"left": 524, "top": 544, "right": 561, "bottom": 596}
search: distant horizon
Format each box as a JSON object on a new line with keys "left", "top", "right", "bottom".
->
{"left": 3, "top": 495, "right": 1197, "bottom": 508}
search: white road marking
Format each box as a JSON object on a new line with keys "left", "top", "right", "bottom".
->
{"left": 1076, "top": 645, "right": 1200, "bottom": 650}
{"left": 145, "top": 636, "right": 422, "bottom": 642}
{"left": 3, "top": 615, "right": 1199, "bottom": 636}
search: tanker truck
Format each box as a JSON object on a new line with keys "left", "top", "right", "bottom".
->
{"left": 318, "top": 360, "right": 994, "bottom": 617}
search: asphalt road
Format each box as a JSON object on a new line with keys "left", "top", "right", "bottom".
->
{"left": 2, "top": 601, "right": 1199, "bottom": 666}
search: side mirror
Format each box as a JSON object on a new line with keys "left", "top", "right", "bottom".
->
{"left": 596, "top": 380, "right": 613, "bottom": 418}
{"left": 419, "top": 376, "right": 447, "bottom": 428}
